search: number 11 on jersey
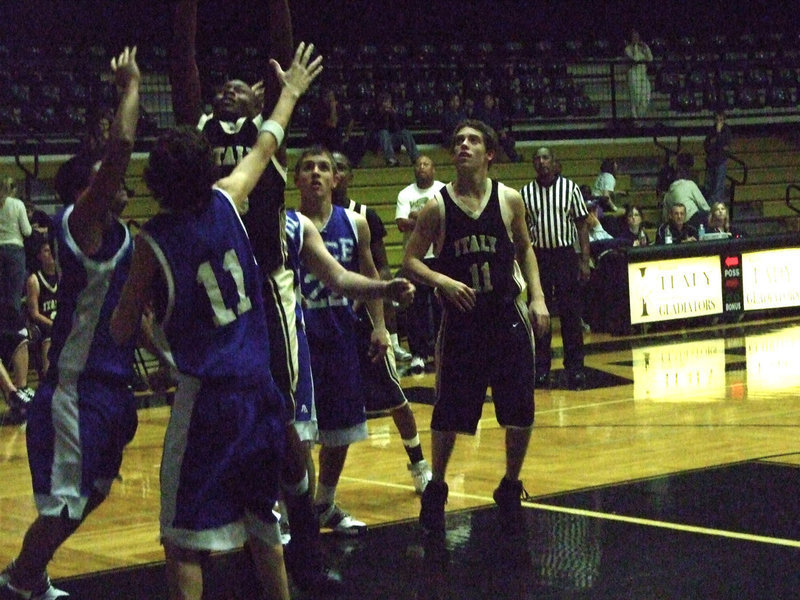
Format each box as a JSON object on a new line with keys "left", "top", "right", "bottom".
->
{"left": 469, "top": 261, "right": 493, "bottom": 293}
{"left": 196, "top": 249, "right": 253, "bottom": 326}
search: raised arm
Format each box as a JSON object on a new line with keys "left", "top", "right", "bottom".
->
{"left": 170, "top": 0, "right": 203, "bottom": 126}
{"left": 263, "top": 0, "right": 294, "bottom": 113}
{"left": 299, "top": 212, "right": 414, "bottom": 303}
{"left": 70, "top": 46, "right": 140, "bottom": 255}
{"left": 216, "top": 42, "right": 322, "bottom": 210}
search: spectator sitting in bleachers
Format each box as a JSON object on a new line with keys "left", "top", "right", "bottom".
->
{"left": 616, "top": 204, "right": 650, "bottom": 246}
{"left": 656, "top": 202, "right": 698, "bottom": 244}
{"left": 474, "top": 92, "right": 521, "bottom": 162}
{"left": 308, "top": 88, "right": 364, "bottom": 167}
{"left": 440, "top": 93, "right": 465, "bottom": 147}
{"left": 581, "top": 184, "right": 621, "bottom": 237}
{"left": 591, "top": 158, "right": 626, "bottom": 214}
{"left": 25, "top": 200, "right": 51, "bottom": 236}
{"left": 662, "top": 152, "right": 710, "bottom": 230}
{"left": 370, "top": 92, "right": 419, "bottom": 167}
{"left": 707, "top": 201, "right": 743, "bottom": 237}
{"left": 25, "top": 237, "right": 59, "bottom": 378}
{"left": 463, "top": 96, "right": 476, "bottom": 119}
{"left": 585, "top": 199, "right": 613, "bottom": 243}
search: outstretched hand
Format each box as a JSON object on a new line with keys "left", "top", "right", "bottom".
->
{"left": 270, "top": 42, "right": 323, "bottom": 98}
{"left": 111, "top": 46, "right": 140, "bottom": 92}
{"left": 386, "top": 278, "right": 415, "bottom": 307}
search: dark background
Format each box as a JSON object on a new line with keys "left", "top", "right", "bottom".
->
{"left": 3, "top": 0, "right": 794, "bottom": 57}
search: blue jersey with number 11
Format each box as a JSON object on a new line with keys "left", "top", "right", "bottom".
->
{"left": 141, "top": 188, "right": 272, "bottom": 387}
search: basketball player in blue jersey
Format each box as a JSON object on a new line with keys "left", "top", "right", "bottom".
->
{"left": 0, "top": 47, "right": 141, "bottom": 600}
{"left": 111, "top": 42, "right": 321, "bottom": 600}
{"left": 282, "top": 205, "right": 416, "bottom": 497}
{"left": 170, "top": 1, "right": 341, "bottom": 593}
{"left": 293, "top": 146, "right": 419, "bottom": 533}
{"left": 403, "top": 120, "right": 550, "bottom": 537}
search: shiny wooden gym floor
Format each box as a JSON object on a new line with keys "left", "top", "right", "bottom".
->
{"left": 2, "top": 315, "right": 799, "bottom": 599}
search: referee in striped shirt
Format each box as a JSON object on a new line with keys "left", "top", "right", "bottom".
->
{"left": 520, "top": 147, "right": 591, "bottom": 390}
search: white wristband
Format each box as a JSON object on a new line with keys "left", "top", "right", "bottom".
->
{"left": 260, "top": 119, "right": 285, "bottom": 147}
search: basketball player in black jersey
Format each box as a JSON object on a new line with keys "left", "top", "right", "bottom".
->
{"left": 330, "top": 151, "right": 432, "bottom": 494}
{"left": 402, "top": 119, "right": 550, "bottom": 536}
{"left": 170, "top": 1, "right": 340, "bottom": 593}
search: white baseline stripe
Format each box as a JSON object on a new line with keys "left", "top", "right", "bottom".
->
{"left": 526, "top": 502, "right": 800, "bottom": 548}
{"left": 340, "top": 476, "right": 800, "bottom": 548}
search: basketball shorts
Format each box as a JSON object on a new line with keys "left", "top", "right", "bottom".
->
{"left": 160, "top": 375, "right": 286, "bottom": 550}
{"left": 306, "top": 311, "right": 368, "bottom": 447}
{"left": 27, "top": 375, "right": 138, "bottom": 520}
{"left": 355, "top": 309, "right": 408, "bottom": 415}
{"left": 432, "top": 301, "right": 535, "bottom": 434}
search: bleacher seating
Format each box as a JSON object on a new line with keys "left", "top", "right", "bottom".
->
{"left": 0, "top": 25, "right": 799, "bottom": 275}
{"left": 0, "top": 32, "right": 799, "bottom": 145}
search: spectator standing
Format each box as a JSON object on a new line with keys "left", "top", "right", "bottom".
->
{"left": 624, "top": 29, "right": 653, "bottom": 123}
{"left": 703, "top": 110, "right": 732, "bottom": 204}
{"left": 395, "top": 156, "right": 445, "bottom": 373}
{"left": 662, "top": 152, "right": 710, "bottom": 230}
{"left": 0, "top": 177, "right": 32, "bottom": 326}
{"left": 371, "top": 93, "right": 419, "bottom": 166}
{"left": 520, "top": 147, "right": 591, "bottom": 390}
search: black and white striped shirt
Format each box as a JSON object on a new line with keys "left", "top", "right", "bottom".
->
{"left": 520, "top": 176, "right": 588, "bottom": 249}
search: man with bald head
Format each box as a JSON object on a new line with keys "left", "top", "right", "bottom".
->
{"left": 395, "top": 155, "right": 444, "bottom": 373}
{"left": 520, "top": 147, "right": 591, "bottom": 390}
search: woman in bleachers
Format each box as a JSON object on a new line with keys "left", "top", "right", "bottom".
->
{"left": 617, "top": 204, "right": 650, "bottom": 246}
{"left": 707, "top": 201, "right": 743, "bottom": 237}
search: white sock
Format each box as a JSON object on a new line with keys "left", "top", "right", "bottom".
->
{"left": 402, "top": 434, "right": 421, "bottom": 449}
